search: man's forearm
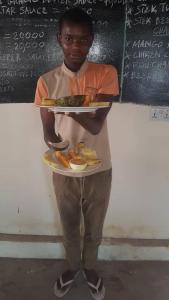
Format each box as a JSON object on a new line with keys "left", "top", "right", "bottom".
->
{"left": 69, "top": 94, "right": 115, "bottom": 135}
{"left": 71, "top": 112, "right": 101, "bottom": 135}
{"left": 70, "top": 106, "right": 111, "bottom": 135}
{"left": 40, "top": 108, "right": 61, "bottom": 144}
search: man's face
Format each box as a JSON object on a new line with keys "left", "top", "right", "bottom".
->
{"left": 57, "top": 21, "right": 93, "bottom": 71}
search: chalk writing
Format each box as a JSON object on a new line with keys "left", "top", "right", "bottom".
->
{"left": 123, "top": 0, "right": 169, "bottom": 105}
{"left": 12, "top": 31, "right": 45, "bottom": 40}
{"left": 0, "top": 0, "right": 124, "bottom": 102}
{"left": 153, "top": 26, "right": 169, "bottom": 37}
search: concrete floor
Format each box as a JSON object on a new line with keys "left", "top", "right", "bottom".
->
{"left": 0, "top": 259, "right": 169, "bottom": 300}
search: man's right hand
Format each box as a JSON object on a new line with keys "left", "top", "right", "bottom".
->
{"left": 44, "top": 133, "right": 69, "bottom": 151}
{"left": 44, "top": 133, "right": 62, "bottom": 149}
{"left": 40, "top": 108, "right": 69, "bottom": 151}
{"left": 48, "top": 140, "right": 69, "bottom": 151}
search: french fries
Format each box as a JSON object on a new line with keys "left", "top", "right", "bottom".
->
{"left": 68, "top": 149, "right": 81, "bottom": 160}
{"left": 55, "top": 151, "right": 70, "bottom": 168}
{"left": 86, "top": 159, "right": 101, "bottom": 166}
{"left": 55, "top": 144, "right": 101, "bottom": 169}
{"left": 43, "top": 152, "right": 58, "bottom": 168}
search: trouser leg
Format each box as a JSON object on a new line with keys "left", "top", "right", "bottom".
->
{"left": 82, "top": 169, "right": 112, "bottom": 269}
{"left": 53, "top": 173, "right": 81, "bottom": 271}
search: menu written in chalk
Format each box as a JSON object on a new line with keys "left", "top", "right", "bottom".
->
{"left": 0, "top": 0, "right": 125, "bottom": 103}
{"left": 122, "top": 0, "right": 169, "bottom": 105}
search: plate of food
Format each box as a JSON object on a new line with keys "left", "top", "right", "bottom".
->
{"left": 42, "top": 142, "right": 101, "bottom": 175}
{"left": 37, "top": 95, "right": 110, "bottom": 113}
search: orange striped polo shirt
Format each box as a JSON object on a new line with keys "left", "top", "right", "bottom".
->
{"left": 34, "top": 60, "right": 119, "bottom": 177}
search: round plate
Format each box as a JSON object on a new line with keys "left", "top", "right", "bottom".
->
{"left": 48, "top": 106, "right": 105, "bottom": 113}
{"left": 36, "top": 105, "right": 109, "bottom": 113}
{"left": 43, "top": 150, "right": 101, "bottom": 176}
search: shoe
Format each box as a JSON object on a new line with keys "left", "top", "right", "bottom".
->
{"left": 54, "top": 270, "right": 79, "bottom": 298}
{"left": 83, "top": 270, "right": 105, "bottom": 300}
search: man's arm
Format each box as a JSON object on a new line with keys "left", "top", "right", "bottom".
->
{"left": 69, "top": 65, "right": 119, "bottom": 135}
{"left": 35, "top": 77, "right": 62, "bottom": 147}
{"left": 69, "top": 94, "right": 119, "bottom": 135}
{"left": 40, "top": 108, "right": 61, "bottom": 147}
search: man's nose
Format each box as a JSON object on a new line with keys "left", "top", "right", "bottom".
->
{"left": 72, "top": 39, "right": 81, "bottom": 49}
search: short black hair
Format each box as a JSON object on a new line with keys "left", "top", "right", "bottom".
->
{"left": 59, "top": 8, "right": 93, "bottom": 35}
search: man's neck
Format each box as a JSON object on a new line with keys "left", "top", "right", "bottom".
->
{"left": 64, "top": 60, "right": 86, "bottom": 73}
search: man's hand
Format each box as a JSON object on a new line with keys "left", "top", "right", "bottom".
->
{"left": 67, "top": 93, "right": 118, "bottom": 135}
{"left": 40, "top": 108, "right": 61, "bottom": 147}
{"left": 44, "top": 132, "right": 62, "bottom": 149}
{"left": 68, "top": 108, "right": 110, "bottom": 135}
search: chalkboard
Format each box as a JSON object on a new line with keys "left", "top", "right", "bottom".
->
{"left": 122, "top": 0, "right": 169, "bottom": 105}
{"left": 0, "top": 0, "right": 125, "bottom": 103}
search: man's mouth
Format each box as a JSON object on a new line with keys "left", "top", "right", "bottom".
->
{"left": 70, "top": 53, "right": 82, "bottom": 59}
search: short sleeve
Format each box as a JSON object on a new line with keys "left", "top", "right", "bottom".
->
{"left": 98, "top": 65, "right": 119, "bottom": 96}
{"left": 34, "top": 77, "right": 48, "bottom": 105}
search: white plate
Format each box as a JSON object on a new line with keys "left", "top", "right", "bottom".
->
{"left": 48, "top": 106, "right": 108, "bottom": 113}
{"left": 43, "top": 150, "right": 101, "bottom": 176}
{"left": 36, "top": 105, "right": 109, "bottom": 113}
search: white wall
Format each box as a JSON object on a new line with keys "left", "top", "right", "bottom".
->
{"left": 1, "top": 103, "right": 169, "bottom": 239}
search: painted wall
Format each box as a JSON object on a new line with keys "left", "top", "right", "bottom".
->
{"left": 1, "top": 103, "right": 169, "bottom": 239}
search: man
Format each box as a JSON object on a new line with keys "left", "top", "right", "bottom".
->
{"left": 34, "top": 8, "right": 119, "bottom": 300}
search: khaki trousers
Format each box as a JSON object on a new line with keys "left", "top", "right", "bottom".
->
{"left": 53, "top": 169, "right": 112, "bottom": 271}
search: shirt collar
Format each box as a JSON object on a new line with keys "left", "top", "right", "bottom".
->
{"left": 61, "top": 60, "right": 88, "bottom": 78}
